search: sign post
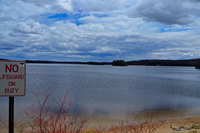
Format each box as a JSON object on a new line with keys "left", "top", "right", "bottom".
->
{"left": 9, "top": 97, "right": 14, "bottom": 133}
{"left": 0, "top": 61, "right": 26, "bottom": 133}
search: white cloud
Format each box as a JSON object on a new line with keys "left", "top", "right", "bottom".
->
{"left": 128, "top": 0, "right": 200, "bottom": 25}
{"left": 0, "top": 0, "right": 200, "bottom": 61}
{"left": 93, "top": 46, "right": 121, "bottom": 53}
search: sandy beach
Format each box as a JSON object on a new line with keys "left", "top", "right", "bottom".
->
{"left": 2, "top": 109, "right": 200, "bottom": 133}
{"left": 1, "top": 116, "right": 200, "bottom": 133}
{"left": 156, "top": 116, "right": 200, "bottom": 133}
{"left": 82, "top": 116, "right": 200, "bottom": 133}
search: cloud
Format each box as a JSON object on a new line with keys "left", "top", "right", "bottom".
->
{"left": 73, "top": 0, "right": 134, "bottom": 14}
{"left": 21, "top": 0, "right": 73, "bottom": 13}
{"left": 128, "top": 0, "right": 200, "bottom": 25}
{"left": 0, "top": 0, "right": 200, "bottom": 61}
{"left": 13, "top": 20, "right": 43, "bottom": 34}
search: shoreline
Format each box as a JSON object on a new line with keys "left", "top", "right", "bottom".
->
{"left": 156, "top": 116, "right": 200, "bottom": 133}
{"left": 2, "top": 109, "right": 200, "bottom": 133}
{"left": 83, "top": 107, "right": 200, "bottom": 128}
{"left": 83, "top": 116, "right": 200, "bottom": 133}
{"left": 1, "top": 115, "right": 200, "bottom": 132}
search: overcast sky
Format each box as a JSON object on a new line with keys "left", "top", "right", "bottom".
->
{"left": 1, "top": 0, "right": 200, "bottom": 61}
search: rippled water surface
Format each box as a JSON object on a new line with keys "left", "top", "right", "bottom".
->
{"left": 1, "top": 64, "right": 200, "bottom": 122}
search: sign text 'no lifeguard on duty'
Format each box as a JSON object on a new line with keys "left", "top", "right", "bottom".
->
{"left": 0, "top": 61, "right": 26, "bottom": 96}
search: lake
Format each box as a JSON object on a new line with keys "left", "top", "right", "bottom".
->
{"left": 0, "top": 64, "right": 200, "bottom": 126}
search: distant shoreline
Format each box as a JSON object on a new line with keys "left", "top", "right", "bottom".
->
{"left": 1, "top": 58, "right": 199, "bottom": 67}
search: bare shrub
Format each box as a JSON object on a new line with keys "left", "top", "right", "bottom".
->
{"left": 104, "top": 113, "right": 165, "bottom": 133}
{"left": 24, "top": 87, "right": 88, "bottom": 133}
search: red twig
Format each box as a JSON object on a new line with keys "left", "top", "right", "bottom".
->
{"left": 108, "top": 113, "right": 165, "bottom": 133}
{"left": 24, "top": 87, "right": 88, "bottom": 133}
{"left": 0, "top": 118, "right": 8, "bottom": 129}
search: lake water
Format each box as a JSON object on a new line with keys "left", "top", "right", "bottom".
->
{"left": 1, "top": 64, "right": 200, "bottom": 127}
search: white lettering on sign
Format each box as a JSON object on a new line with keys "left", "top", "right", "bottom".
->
{"left": 0, "top": 61, "right": 26, "bottom": 96}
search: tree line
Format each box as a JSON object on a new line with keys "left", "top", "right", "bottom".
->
{"left": 1, "top": 58, "right": 200, "bottom": 68}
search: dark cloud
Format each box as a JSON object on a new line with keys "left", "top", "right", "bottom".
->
{"left": 29, "top": 45, "right": 53, "bottom": 51}
{"left": 129, "top": 0, "right": 199, "bottom": 25}
{"left": 191, "top": 0, "right": 200, "bottom": 3}
{"left": 75, "top": 46, "right": 96, "bottom": 52}
{"left": 0, "top": 41, "right": 23, "bottom": 52}
{"left": 9, "top": 32, "right": 36, "bottom": 38}
{"left": 0, "top": 16, "right": 14, "bottom": 22}
{"left": 0, "top": 41, "right": 22, "bottom": 47}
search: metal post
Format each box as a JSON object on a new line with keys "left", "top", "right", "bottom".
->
{"left": 9, "top": 97, "right": 14, "bottom": 133}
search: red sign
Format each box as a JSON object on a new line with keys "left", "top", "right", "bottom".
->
{"left": 0, "top": 61, "right": 26, "bottom": 96}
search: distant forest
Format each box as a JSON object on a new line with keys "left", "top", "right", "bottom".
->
{"left": 127, "top": 59, "right": 198, "bottom": 66}
{"left": 0, "top": 58, "right": 200, "bottom": 68}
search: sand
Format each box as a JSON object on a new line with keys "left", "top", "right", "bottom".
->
{"left": 156, "top": 116, "right": 200, "bottom": 133}
{"left": 80, "top": 116, "right": 200, "bottom": 133}
{"left": 2, "top": 113, "right": 200, "bottom": 133}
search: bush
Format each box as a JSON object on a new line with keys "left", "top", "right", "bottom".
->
{"left": 0, "top": 87, "right": 88, "bottom": 133}
{"left": 112, "top": 60, "right": 127, "bottom": 66}
{"left": 96, "top": 113, "right": 165, "bottom": 133}
{"left": 196, "top": 59, "right": 200, "bottom": 69}
{"left": 24, "top": 87, "right": 88, "bottom": 133}
{"left": 88, "top": 62, "right": 103, "bottom": 65}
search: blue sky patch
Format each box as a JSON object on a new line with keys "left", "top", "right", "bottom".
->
{"left": 150, "top": 23, "right": 190, "bottom": 33}
{"left": 191, "top": 14, "right": 199, "bottom": 18}
{"left": 40, "top": 12, "right": 107, "bottom": 26}
{"left": 0, "top": 48, "right": 14, "bottom": 50}
{"left": 40, "top": 13, "right": 89, "bottom": 26}
{"left": 47, "top": 13, "right": 86, "bottom": 20}
{"left": 159, "top": 27, "right": 189, "bottom": 33}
